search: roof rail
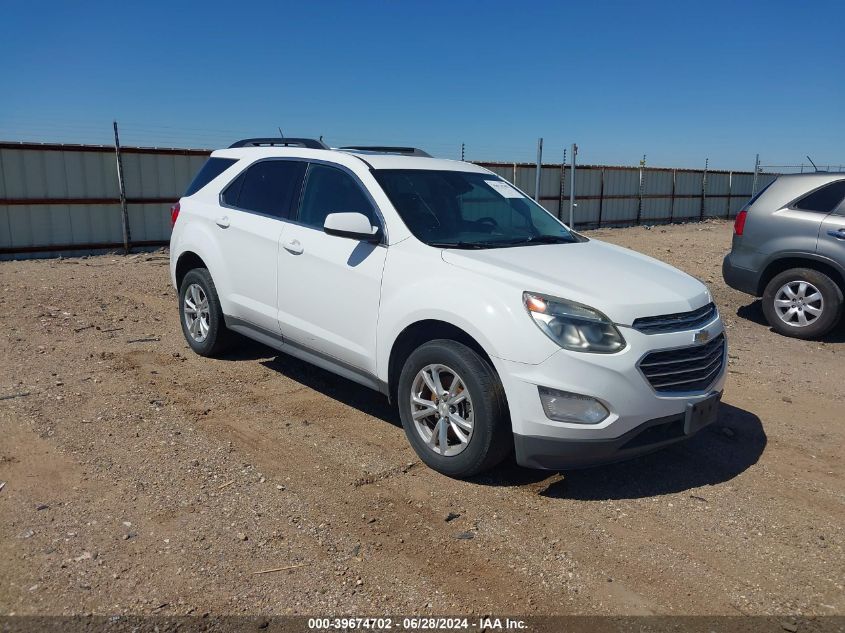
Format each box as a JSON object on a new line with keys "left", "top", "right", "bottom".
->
{"left": 228, "top": 137, "right": 329, "bottom": 149}
{"left": 340, "top": 145, "right": 432, "bottom": 158}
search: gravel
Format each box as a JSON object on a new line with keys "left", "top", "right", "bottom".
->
{"left": 0, "top": 220, "right": 842, "bottom": 617}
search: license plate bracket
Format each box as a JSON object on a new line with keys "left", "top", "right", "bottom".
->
{"left": 684, "top": 392, "right": 721, "bottom": 435}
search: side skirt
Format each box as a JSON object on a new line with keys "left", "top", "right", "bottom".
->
{"left": 224, "top": 316, "right": 389, "bottom": 396}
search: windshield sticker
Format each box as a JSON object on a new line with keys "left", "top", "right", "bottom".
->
{"left": 485, "top": 180, "right": 524, "bottom": 199}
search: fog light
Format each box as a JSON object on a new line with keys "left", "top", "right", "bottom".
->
{"left": 538, "top": 387, "right": 609, "bottom": 424}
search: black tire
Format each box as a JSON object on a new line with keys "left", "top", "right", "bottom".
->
{"left": 178, "top": 268, "right": 233, "bottom": 357}
{"left": 761, "top": 267, "right": 843, "bottom": 339}
{"left": 397, "top": 339, "right": 512, "bottom": 478}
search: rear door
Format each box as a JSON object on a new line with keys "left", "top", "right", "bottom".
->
{"left": 816, "top": 179, "right": 845, "bottom": 265}
{"left": 773, "top": 182, "right": 837, "bottom": 255}
{"left": 276, "top": 162, "right": 387, "bottom": 374}
{"left": 216, "top": 159, "right": 306, "bottom": 332}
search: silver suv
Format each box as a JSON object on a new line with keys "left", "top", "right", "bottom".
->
{"left": 723, "top": 173, "right": 845, "bottom": 338}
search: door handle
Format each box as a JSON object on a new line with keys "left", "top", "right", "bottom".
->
{"left": 827, "top": 228, "right": 845, "bottom": 240}
{"left": 215, "top": 216, "right": 230, "bottom": 228}
{"left": 283, "top": 238, "right": 304, "bottom": 254}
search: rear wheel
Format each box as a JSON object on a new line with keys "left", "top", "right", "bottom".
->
{"left": 179, "top": 268, "right": 233, "bottom": 356}
{"left": 397, "top": 340, "right": 512, "bottom": 478}
{"left": 762, "top": 268, "right": 843, "bottom": 339}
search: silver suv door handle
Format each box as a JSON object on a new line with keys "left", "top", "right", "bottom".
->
{"left": 827, "top": 228, "right": 845, "bottom": 240}
{"left": 215, "top": 216, "right": 230, "bottom": 228}
{"left": 283, "top": 238, "right": 304, "bottom": 254}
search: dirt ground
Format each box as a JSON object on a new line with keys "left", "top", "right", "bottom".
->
{"left": 0, "top": 220, "right": 842, "bottom": 618}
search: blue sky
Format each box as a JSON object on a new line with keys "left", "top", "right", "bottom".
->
{"left": 1, "top": 0, "right": 843, "bottom": 169}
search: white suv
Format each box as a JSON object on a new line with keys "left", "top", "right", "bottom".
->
{"left": 169, "top": 138, "right": 727, "bottom": 478}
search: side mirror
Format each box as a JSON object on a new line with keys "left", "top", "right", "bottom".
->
{"left": 323, "top": 212, "right": 380, "bottom": 243}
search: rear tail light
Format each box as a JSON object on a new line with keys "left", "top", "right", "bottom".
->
{"left": 734, "top": 209, "right": 748, "bottom": 236}
{"left": 170, "top": 202, "right": 181, "bottom": 228}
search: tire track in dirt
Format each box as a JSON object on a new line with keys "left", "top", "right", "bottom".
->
{"left": 2, "top": 225, "right": 843, "bottom": 617}
{"left": 121, "top": 339, "right": 843, "bottom": 615}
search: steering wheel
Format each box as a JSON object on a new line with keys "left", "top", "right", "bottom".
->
{"left": 476, "top": 216, "right": 499, "bottom": 231}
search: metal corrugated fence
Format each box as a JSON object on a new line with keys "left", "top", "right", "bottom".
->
{"left": 0, "top": 141, "right": 772, "bottom": 259}
{"left": 0, "top": 142, "right": 208, "bottom": 259}
{"left": 474, "top": 162, "right": 777, "bottom": 228}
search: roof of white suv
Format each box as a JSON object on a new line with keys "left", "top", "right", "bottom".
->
{"left": 211, "top": 144, "right": 490, "bottom": 174}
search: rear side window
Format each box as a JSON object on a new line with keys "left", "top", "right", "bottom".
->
{"left": 794, "top": 180, "right": 845, "bottom": 213}
{"left": 223, "top": 160, "right": 307, "bottom": 219}
{"left": 298, "top": 164, "right": 377, "bottom": 229}
{"left": 184, "top": 158, "right": 237, "bottom": 196}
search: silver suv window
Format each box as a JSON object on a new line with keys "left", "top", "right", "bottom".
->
{"left": 793, "top": 180, "right": 845, "bottom": 214}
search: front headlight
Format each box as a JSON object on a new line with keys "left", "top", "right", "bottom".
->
{"left": 523, "top": 292, "right": 626, "bottom": 353}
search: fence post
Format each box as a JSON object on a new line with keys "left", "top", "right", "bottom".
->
{"left": 569, "top": 143, "right": 578, "bottom": 229}
{"left": 669, "top": 169, "right": 676, "bottom": 223}
{"left": 512, "top": 163, "right": 517, "bottom": 185}
{"left": 751, "top": 153, "right": 760, "bottom": 197}
{"left": 636, "top": 155, "right": 646, "bottom": 225}
{"left": 597, "top": 167, "right": 605, "bottom": 228}
{"left": 113, "top": 120, "right": 131, "bottom": 254}
{"left": 558, "top": 148, "right": 566, "bottom": 220}
{"left": 725, "top": 171, "right": 733, "bottom": 219}
{"left": 534, "top": 138, "right": 543, "bottom": 202}
{"left": 700, "top": 157, "right": 708, "bottom": 221}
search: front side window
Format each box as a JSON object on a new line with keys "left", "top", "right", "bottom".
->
{"left": 298, "top": 164, "right": 377, "bottom": 229}
{"left": 373, "top": 170, "right": 576, "bottom": 248}
{"left": 794, "top": 180, "right": 845, "bottom": 214}
{"left": 223, "top": 160, "right": 307, "bottom": 218}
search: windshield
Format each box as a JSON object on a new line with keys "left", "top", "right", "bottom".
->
{"left": 373, "top": 170, "right": 577, "bottom": 248}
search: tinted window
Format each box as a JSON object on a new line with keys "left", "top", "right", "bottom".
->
{"left": 298, "top": 165, "right": 377, "bottom": 229}
{"left": 226, "top": 160, "right": 307, "bottom": 218}
{"left": 221, "top": 171, "right": 245, "bottom": 207}
{"left": 794, "top": 180, "right": 845, "bottom": 213}
{"left": 373, "top": 170, "right": 574, "bottom": 248}
{"left": 184, "top": 158, "right": 237, "bottom": 196}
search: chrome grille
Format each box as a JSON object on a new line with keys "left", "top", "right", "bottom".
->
{"left": 632, "top": 303, "right": 717, "bottom": 334}
{"left": 639, "top": 334, "right": 726, "bottom": 393}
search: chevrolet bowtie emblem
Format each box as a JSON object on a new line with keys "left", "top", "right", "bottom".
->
{"left": 694, "top": 329, "right": 711, "bottom": 344}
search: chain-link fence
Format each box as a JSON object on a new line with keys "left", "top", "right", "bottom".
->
{"left": 759, "top": 164, "right": 845, "bottom": 175}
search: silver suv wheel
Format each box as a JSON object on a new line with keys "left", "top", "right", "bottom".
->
{"left": 773, "top": 280, "right": 824, "bottom": 328}
{"left": 183, "top": 283, "right": 211, "bottom": 342}
{"left": 410, "top": 363, "right": 474, "bottom": 456}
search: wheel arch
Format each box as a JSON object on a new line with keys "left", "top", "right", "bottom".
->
{"left": 175, "top": 251, "right": 208, "bottom": 289}
{"left": 386, "top": 319, "right": 498, "bottom": 404}
{"left": 758, "top": 254, "right": 845, "bottom": 296}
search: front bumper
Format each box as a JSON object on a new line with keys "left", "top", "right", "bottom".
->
{"left": 492, "top": 316, "right": 727, "bottom": 470}
{"left": 513, "top": 398, "right": 719, "bottom": 469}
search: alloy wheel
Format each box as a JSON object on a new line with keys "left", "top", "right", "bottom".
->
{"left": 773, "top": 280, "right": 824, "bottom": 328}
{"left": 183, "top": 283, "right": 211, "bottom": 342}
{"left": 410, "top": 364, "right": 474, "bottom": 456}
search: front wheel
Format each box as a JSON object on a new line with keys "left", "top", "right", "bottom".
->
{"left": 761, "top": 268, "right": 843, "bottom": 339}
{"left": 397, "top": 340, "right": 512, "bottom": 478}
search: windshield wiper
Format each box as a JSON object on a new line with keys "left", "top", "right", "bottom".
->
{"left": 429, "top": 235, "right": 573, "bottom": 249}
{"left": 428, "top": 241, "right": 495, "bottom": 249}
{"left": 484, "top": 235, "right": 575, "bottom": 246}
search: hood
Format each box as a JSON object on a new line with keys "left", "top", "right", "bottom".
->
{"left": 440, "top": 239, "right": 711, "bottom": 326}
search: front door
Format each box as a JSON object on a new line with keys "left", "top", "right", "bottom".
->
{"left": 276, "top": 163, "right": 387, "bottom": 375}
{"left": 816, "top": 184, "right": 845, "bottom": 266}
